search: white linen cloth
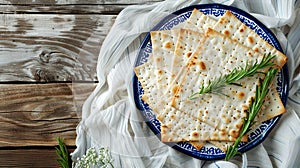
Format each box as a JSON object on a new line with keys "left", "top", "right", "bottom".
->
{"left": 71, "top": 0, "right": 300, "bottom": 167}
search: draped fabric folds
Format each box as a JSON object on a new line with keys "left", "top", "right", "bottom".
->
{"left": 72, "top": 0, "right": 300, "bottom": 167}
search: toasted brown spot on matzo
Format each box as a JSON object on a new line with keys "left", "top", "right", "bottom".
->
{"left": 164, "top": 41, "right": 172, "bottom": 49}
{"left": 224, "top": 30, "right": 230, "bottom": 36}
{"left": 186, "top": 51, "right": 193, "bottom": 58}
{"left": 248, "top": 36, "right": 254, "bottom": 44}
{"left": 237, "top": 91, "right": 245, "bottom": 99}
{"left": 199, "top": 61, "right": 207, "bottom": 70}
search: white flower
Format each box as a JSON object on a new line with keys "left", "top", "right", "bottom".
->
{"left": 74, "top": 147, "right": 114, "bottom": 168}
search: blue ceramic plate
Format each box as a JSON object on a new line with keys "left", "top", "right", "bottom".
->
{"left": 133, "top": 4, "right": 289, "bottom": 160}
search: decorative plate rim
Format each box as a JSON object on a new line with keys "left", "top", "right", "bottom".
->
{"left": 132, "top": 3, "right": 289, "bottom": 160}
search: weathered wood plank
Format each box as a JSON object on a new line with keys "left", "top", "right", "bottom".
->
{"left": 0, "top": 148, "right": 75, "bottom": 168}
{"left": 0, "top": 14, "right": 116, "bottom": 81}
{"left": 0, "top": 4, "right": 129, "bottom": 14}
{"left": 0, "top": 0, "right": 161, "bottom": 14}
{"left": 0, "top": 0, "right": 161, "bottom": 4}
{"left": 0, "top": 83, "right": 96, "bottom": 146}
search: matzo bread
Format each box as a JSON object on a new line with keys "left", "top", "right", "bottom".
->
{"left": 134, "top": 58, "right": 161, "bottom": 114}
{"left": 134, "top": 9, "right": 286, "bottom": 151}
{"left": 135, "top": 17, "right": 215, "bottom": 148}
{"left": 149, "top": 30, "right": 180, "bottom": 112}
{"left": 135, "top": 29, "right": 182, "bottom": 114}
{"left": 182, "top": 10, "right": 245, "bottom": 146}
{"left": 146, "top": 28, "right": 206, "bottom": 113}
{"left": 210, "top": 9, "right": 286, "bottom": 131}
{"left": 210, "top": 10, "right": 286, "bottom": 124}
{"left": 181, "top": 10, "right": 286, "bottom": 141}
{"left": 168, "top": 28, "right": 206, "bottom": 94}
{"left": 134, "top": 58, "right": 207, "bottom": 146}
{"left": 213, "top": 10, "right": 287, "bottom": 68}
{"left": 253, "top": 83, "right": 286, "bottom": 127}
{"left": 170, "top": 28, "right": 268, "bottom": 139}
{"left": 157, "top": 29, "right": 264, "bottom": 142}
{"left": 172, "top": 29, "right": 206, "bottom": 74}
{"left": 210, "top": 83, "right": 286, "bottom": 152}
{"left": 183, "top": 9, "right": 217, "bottom": 32}
{"left": 150, "top": 29, "right": 179, "bottom": 84}
{"left": 157, "top": 104, "right": 246, "bottom": 142}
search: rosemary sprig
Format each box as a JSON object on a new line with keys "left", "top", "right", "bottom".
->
{"left": 224, "top": 67, "right": 278, "bottom": 161}
{"left": 189, "top": 53, "right": 275, "bottom": 99}
{"left": 56, "top": 137, "right": 71, "bottom": 168}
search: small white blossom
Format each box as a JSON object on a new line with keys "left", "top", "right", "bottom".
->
{"left": 74, "top": 147, "right": 114, "bottom": 168}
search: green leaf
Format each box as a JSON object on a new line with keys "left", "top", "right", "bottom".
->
{"left": 224, "top": 67, "right": 278, "bottom": 161}
{"left": 189, "top": 53, "right": 276, "bottom": 99}
{"left": 55, "top": 137, "right": 71, "bottom": 168}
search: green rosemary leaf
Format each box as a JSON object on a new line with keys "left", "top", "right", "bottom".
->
{"left": 56, "top": 137, "right": 71, "bottom": 168}
{"left": 189, "top": 53, "right": 275, "bottom": 99}
{"left": 224, "top": 68, "right": 278, "bottom": 161}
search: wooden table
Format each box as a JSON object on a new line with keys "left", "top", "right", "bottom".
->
{"left": 0, "top": 1, "right": 159, "bottom": 167}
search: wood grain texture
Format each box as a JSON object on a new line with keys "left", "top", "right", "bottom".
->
{"left": 0, "top": 148, "right": 75, "bottom": 168}
{"left": 0, "top": 4, "right": 129, "bottom": 14}
{"left": 0, "top": 1, "right": 164, "bottom": 166}
{"left": 0, "top": 0, "right": 161, "bottom": 4}
{"left": 0, "top": 0, "right": 161, "bottom": 14}
{"left": 0, "top": 83, "right": 96, "bottom": 146}
{"left": 0, "top": 14, "right": 116, "bottom": 81}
